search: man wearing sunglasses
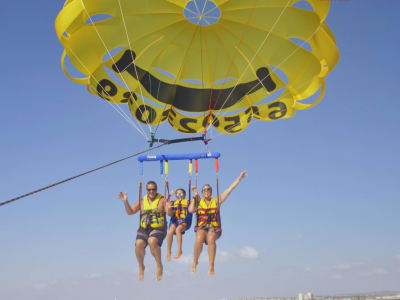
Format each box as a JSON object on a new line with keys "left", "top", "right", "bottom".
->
{"left": 189, "top": 171, "right": 248, "bottom": 276}
{"left": 118, "top": 181, "right": 167, "bottom": 281}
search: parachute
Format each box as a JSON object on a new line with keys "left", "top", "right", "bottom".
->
{"left": 55, "top": 0, "right": 339, "bottom": 135}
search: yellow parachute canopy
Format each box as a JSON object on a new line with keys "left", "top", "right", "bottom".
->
{"left": 55, "top": 0, "right": 339, "bottom": 135}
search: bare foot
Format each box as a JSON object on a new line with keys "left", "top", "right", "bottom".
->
{"left": 167, "top": 252, "right": 171, "bottom": 262}
{"left": 173, "top": 250, "right": 182, "bottom": 259}
{"left": 208, "top": 267, "right": 215, "bottom": 276}
{"left": 191, "top": 262, "right": 198, "bottom": 273}
{"left": 138, "top": 265, "right": 145, "bottom": 281}
{"left": 156, "top": 264, "right": 163, "bottom": 281}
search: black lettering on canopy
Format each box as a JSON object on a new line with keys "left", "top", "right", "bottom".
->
{"left": 112, "top": 50, "right": 277, "bottom": 113}
{"left": 135, "top": 104, "right": 157, "bottom": 123}
{"left": 178, "top": 118, "right": 198, "bottom": 134}
{"left": 268, "top": 102, "right": 287, "bottom": 120}
{"left": 97, "top": 79, "right": 117, "bottom": 100}
{"left": 223, "top": 115, "right": 241, "bottom": 134}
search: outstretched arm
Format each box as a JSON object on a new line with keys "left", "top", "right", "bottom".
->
{"left": 118, "top": 192, "right": 140, "bottom": 215}
{"left": 219, "top": 171, "right": 248, "bottom": 205}
{"left": 188, "top": 186, "right": 200, "bottom": 213}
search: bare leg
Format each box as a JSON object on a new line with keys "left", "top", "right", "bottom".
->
{"left": 148, "top": 237, "right": 163, "bottom": 281}
{"left": 167, "top": 224, "right": 176, "bottom": 262}
{"left": 206, "top": 230, "right": 220, "bottom": 276}
{"left": 135, "top": 239, "right": 146, "bottom": 281}
{"left": 192, "top": 230, "right": 206, "bottom": 273}
{"left": 174, "top": 223, "right": 187, "bottom": 259}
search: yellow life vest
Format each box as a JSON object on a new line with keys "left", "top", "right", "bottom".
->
{"left": 195, "top": 198, "right": 220, "bottom": 230}
{"left": 140, "top": 193, "right": 165, "bottom": 229}
{"left": 172, "top": 199, "right": 189, "bottom": 221}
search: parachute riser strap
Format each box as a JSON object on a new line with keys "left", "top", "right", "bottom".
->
{"left": 215, "top": 157, "right": 221, "bottom": 229}
{"left": 163, "top": 159, "right": 169, "bottom": 202}
{"left": 188, "top": 159, "right": 193, "bottom": 201}
{"left": 139, "top": 160, "right": 144, "bottom": 221}
{"left": 139, "top": 181, "right": 143, "bottom": 223}
{"left": 216, "top": 176, "right": 221, "bottom": 230}
{"left": 164, "top": 178, "right": 170, "bottom": 222}
{"left": 195, "top": 159, "right": 199, "bottom": 188}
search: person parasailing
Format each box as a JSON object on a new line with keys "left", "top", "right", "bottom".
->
{"left": 118, "top": 181, "right": 167, "bottom": 281}
{"left": 189, "top": 171, "right": 248, "bottom": 275}
{"left": 165, "top": 188, "right": 193, "bottom": 261}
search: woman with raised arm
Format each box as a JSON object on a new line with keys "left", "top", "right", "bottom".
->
{"left": 189, "top": 171, "right": 248, "bottom": 275}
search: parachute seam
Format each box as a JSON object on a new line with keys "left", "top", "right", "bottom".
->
{"left": 212, "top": 0, "right": 294, "bottom": 119}
{"left": 152, "top": 26, "right": 204, "bottom": 137}
{"left": 203, "top": 0, "right": 259, "bottom": 134}
{"left": 154, "top": 3, "right": 210, "bottom": 138}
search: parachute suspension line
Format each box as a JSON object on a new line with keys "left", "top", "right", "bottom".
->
{"left": 152, "top": 22, "right": 205, "bottom": 139}
{"left": 245, "top": 22, "right": 325, "bottom": 97}
{"left": 67, "top": 48, "right": 148, "bottom": 140}
{"left": 209, "top": 26, "right": 328, "bottom": 141}
{"left": 204, "top": 26, "right": 222, "bottom": 140}
{"left": 213, "top": 0, "right": 293, "bottom": 118}
{"left": 202, "top": 0, "right": 259, "bottom": 135}
{"left": 207, "top": 1, "right": 325, "bottom": 140}
{"left": 149, "top": 79, "right": 166, "bottom": 141}
{"left": 81, "top": 0, "right": 153, "bottom": 136}
{"left": 215, "top": 157, "right": 222, "bottom": 229}
{"left": 117, "top": 0, "right": 156, "bottom": 133}
{"left": 0, "top": 143, "right": 168, "bottom": 207}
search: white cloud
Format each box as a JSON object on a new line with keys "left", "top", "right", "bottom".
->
{"left": 333, "top": 263, "right": 351, "bottom": 270}
{"left": 395, "top": 254, "right": 400, "bottom": 261}
{"left": 238, "top": 246, "right": 260, "bottom": 260}
{"left": 216, "top": 250, "right": 234, "bottom": 262}
{"left": 374, "top": 268, "right": 388, "bottom": 275}
{"left": 332, "top": 274, "right": 343, "bottom": 280}
{"left": 175, "top": 255, "right": 193, "bottom": 265}
{"left": 361, "top": 268, "right": 388, "bottom": 276}
{"left": 32, "top": 279, "right": 59, "bottom": 291}
{"left": 304, "top": 267, "right": 312, "bottom": 272}
{"left": 174, "top": 250, "right": 234, "bottom": 264}
{"left": 87, "top": 273, "right": 102, "bottom": 279}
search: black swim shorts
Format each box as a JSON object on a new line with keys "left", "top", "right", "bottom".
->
{"left": 136, "top": 226, "right": 166, "bottom": 247}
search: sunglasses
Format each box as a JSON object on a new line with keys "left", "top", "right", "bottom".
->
{"left": 147, "top": 188, "right": 157, "bottom": 192}
{"left": 176, "top": 193, "right": 184, "bottom": 197}
{"left": 202, "top": 188, "right": 212, "bottom": 192}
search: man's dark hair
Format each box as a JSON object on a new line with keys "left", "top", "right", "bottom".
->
{"left": 146, "top": 181, "right": 157, "bottom": 189}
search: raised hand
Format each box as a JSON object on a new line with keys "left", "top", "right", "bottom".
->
{"left": 239, "top": 171, "right": 248, "bottom": 180}
{"left": 118, "top": 192, "right": 128, "bottom": 202}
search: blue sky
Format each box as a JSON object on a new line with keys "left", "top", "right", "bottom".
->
{"left": 1, "top": 1, "right": 400, "bottom": 300}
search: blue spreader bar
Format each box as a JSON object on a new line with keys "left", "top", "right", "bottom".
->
{"left": 138, "top": 152, "right": 220, "bottom": 162}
